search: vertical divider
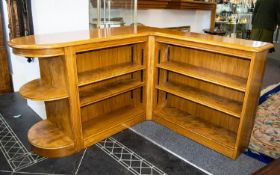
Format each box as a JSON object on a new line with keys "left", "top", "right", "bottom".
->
{"left": 145, "top": 36, "right": 156, "bottom": 120}
{"left": 64, "top": 47, "right": 84, "bottom": 151}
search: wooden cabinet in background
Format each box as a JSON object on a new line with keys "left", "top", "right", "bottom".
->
{"left": 8, "top": 26, "right": 273, "bottom": 159}
{"left": 0, "top": 9, "right": 12, "bottom": 94}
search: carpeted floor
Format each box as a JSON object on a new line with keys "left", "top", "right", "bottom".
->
{"left": 249, "top": 84, "right": 280, "bottom": 159}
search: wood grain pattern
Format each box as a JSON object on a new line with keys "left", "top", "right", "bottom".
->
{"left": 45, "top": 99, "right": 73, "bottom": 139}
{"left": 234, "top": 51, "right": 268, "bottom": 158}
{"left": 78, "top": 63, "right": 144, "bottom": 86}
{"left": 153, "top": 106, "right": 236, "bottom": 158}
{"left": 19, "top": 79, "right": 68, "bottom": 101}
{"left": 80, "top": 79, "right": 144, "bottom": 107}
{"left": 83, "top": 105, "right": 145, "bottom": 147}
{"left": 28, "top": 120, "right": 75, "bottom": 158}
{"left": 156, "top": 82, "right": 242, "bottom": 118}
{"left": 145, "top": 36, "right": 156, "bottom": 120}
{"left": 64, "top": 47, "right": 84, "bottom": 151}
{"left": 165, "top": 93, "right": 240, "bottom": 133}
{"left": 9, "top": 26, "right": 273, "bottom": 52}
{"left": 10, "top": 26, "right": 272, "bottom": 159}
{"left": 157, "top": 61, "right": 247, "bottom": 92}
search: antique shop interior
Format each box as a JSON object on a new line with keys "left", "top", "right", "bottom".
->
{"left": 0, "top": 0, "right": 279, "bottom": 174}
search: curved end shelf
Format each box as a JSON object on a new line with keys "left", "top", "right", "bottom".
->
{"left": 19, "top": 79, "right": 69, "bottom": 101}
{"left": 28, "top": 120, "right": 75, "bottom": 158}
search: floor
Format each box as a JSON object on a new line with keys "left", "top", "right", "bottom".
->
{"left": 0, "top": 93, "right": 207, "bottom": 175}
{"left": 0, "top": 44, "right": 279, "bottom": 175}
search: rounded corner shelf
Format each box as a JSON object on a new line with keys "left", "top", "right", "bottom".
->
{"left": 28, "top": 120, "right": 75, "bottom": 158}
{"left": 19, "top": 79, "right": 69, "bottom": 101}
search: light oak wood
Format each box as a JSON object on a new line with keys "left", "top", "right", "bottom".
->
{"left": 157, "top": 61, "right": 247, "bottom": 92}
{"left": 145, "top": 36, "right": 156, "bottom": 120}
{"left": 64, "top": 47, "right": 84, "bottom": 151}
{"left": 165, "top": 93, "right": 240, "bottom": 133}
{"left": 28, "top": 120, "right": 75, "bottom": 158}
{"left": 156, "top": 82, "right": 242, "bottom": 118}
{"left": 153, "top": 106, "right": 236, "bottom": 158}
{"left": 234, "top": 50, "right": 268, "bottom": 158}
{"left": 78, "top": 63, "right": 144, "bottom": 86}
{"left": 19, "top": 79, "right": 68, "bottom": 101}
{"left": 80, "top": 79, "right": 144, "bottom": 107}
{"left": 9, "top": 26, "right": 272, "bottom": 159}
{"left": 9, "top": 26, "right": 272, "bottom": 52}
{"left": 83, "top": 105, "right": 145, "bottom": 147}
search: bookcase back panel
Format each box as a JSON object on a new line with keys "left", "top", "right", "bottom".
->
{"left": 164, "top": 71, "right": 245, "bottom": 103}
{"left": 76, "top": 44, "right": 145, "bottom": 74}
{"left": 160, "top": 44, "right": 251, "bottom": 79}
{"left": 79, "top": 73, "right": 140, "bottom": 92}
{"left": 81, "top": 90, "right": 141, "bottom": 122}
{"left": 45, "top": 99, "right": 73, "bottom": 138}
{"left": 165, "top": 94, "right": 240, "bottom": 133}
{"left": 39, "top": 56, "right": 67, "bottom": 89}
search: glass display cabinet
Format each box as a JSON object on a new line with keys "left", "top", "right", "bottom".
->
{"left": 215, "top": 0, "right": 254, "bottom": 39}
{"left": 89, "top": 0, "right": 137, "bottom": 28}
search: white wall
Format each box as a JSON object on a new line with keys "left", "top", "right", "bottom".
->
{"left": 138, "top": 9, "right": 211, "bottom": 33}
{"left": 29, "top": 0, "right": 88, "bottom": 118}
{"left": 4, "top": 0, "right": 89, "bottom": 119}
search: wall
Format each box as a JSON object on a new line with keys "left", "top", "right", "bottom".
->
{"left": 6, "top": 0, "right": 211, "bottom": 119}
{"left": 138, "top": 9, "right": 211, "bottom": 33}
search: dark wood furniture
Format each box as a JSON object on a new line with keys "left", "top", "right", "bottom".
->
{"left": 253, "top": 158, "right": 280, "bottom": 175}
{"left": 0, "top": 5, "right": 12, "bottom": 94}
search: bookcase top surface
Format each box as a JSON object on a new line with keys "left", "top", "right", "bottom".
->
{"left": 9, "top": 26, "right": 273, "bottom": 52}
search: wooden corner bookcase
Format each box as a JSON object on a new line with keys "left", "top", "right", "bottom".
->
{"left": 9, "top": 26, "right": 273, "bottom": 159}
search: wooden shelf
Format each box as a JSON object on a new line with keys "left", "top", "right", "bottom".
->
{"left": 156, "top": 82, "right": 242, "bottom": 118}
{"left": 157, "top": 62, "right": 247, "bottom": 92}
{"left": 83, "top": 105, "right": 145, "bottom": 146}
{"left": 78, "top": 63, "right": 144, "bottom": 86}
{"left": 28, "top": 120, "right": 75, "bottom": 158}
{"left": 19, "top": 79, "right": 68, "bottom": 101}
{"left": 80, "top": 79, "right": 144, "bottom": 107}
{"left": 153, "top": 106, "right": 236, "bottom": 157}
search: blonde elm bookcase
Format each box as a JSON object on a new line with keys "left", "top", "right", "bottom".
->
{"left": 9, "top": 26, "right": 273, "bottom": 159}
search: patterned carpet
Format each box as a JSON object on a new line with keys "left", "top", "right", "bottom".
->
{"left": 249, "top": 84, "right": 280, "bottom": 159}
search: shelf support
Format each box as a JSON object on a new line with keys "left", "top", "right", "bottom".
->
{"left": 145, "top": 36, "right": 156, "bottom": 120}
{"left": 64, "top": 47, "right": 84, "bottom": 151}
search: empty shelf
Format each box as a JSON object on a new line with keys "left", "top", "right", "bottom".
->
{"left": 157, "top": 62, "right": 247, "bottom": 92}
{"left": 28, "top": 120, "right": 75, "bottom": 158}
{"left": 19, "top": 79, "right": 68, "bottom": 101}
{"left": 83, "top": 105, "right": 145, "bottom": 146}
{"left": 80, "top": 79, "right": 144, "bottom": 107}
{"left": 78, "top": 63, "right": 144, "bottom": 86}
{"left": 156, "top": 82, "right": 242, "bottom": 118}
{"left": 153, "top": 106, "right": 236, "bottom": 155}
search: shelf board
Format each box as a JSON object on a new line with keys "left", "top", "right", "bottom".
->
{"left": 157, "top": 62, "right": 247, "bottom": 92}
{"left": 28, "top": 120, "right": 75, "bottom": 158}
{"left": 78, "top": 63, "right": 144, "bottom": 86}
{"left": 83, "top": 105, "right": 145, "bottom": 146}
{"left": 80, "top": 79, "right": 144, "bottom": 107}
{"left": 156, "top": 82, "right": 242, "bottom": 118}
{"left": 153, "top": 106, "right": 236, "bottom": 157}
{"left": 19, "top": 79, "right": 68, "bottom": 101}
